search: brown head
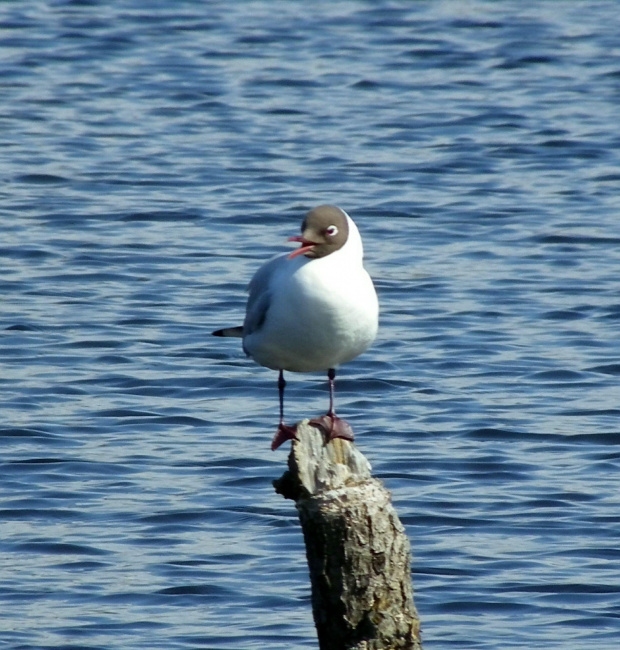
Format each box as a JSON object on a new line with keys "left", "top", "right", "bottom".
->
{"left": 288, "top": 205, "right": 350, "bottom": 259}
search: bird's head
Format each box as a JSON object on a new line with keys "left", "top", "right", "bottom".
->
{"left": 288, "top": 205, "right": 349, "bottom": 259}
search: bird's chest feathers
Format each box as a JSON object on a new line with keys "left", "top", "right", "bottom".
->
{"left": 275, "top": 257, "right": 366, "bottom": 324}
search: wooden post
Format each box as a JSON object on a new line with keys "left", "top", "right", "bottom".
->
{"left": 274, "top": 421, "right": 423, "bottom": 650}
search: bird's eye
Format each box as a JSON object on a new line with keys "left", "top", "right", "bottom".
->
{"left": 325, "top": 225, "right": 338, "bottom": 237}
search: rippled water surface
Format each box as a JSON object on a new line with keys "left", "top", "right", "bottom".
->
{"left": 2, "top": 1, "right": 620, "bottom": 648}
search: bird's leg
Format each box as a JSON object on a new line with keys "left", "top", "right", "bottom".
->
{"left": 327, "top": 366, "right": 336, "bottom": 418}
{"left": 271, "top": 370, "right": 298, "bottom": 450}
{"left": 278, "top": 368, "right": 286, "bottom": 422}
{"left": 309, "top": 368, "right": 354, "bottom": 443}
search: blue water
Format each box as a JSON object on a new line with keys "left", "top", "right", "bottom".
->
{"left": 1, "top": 1, "right": 619, "bottom": 648}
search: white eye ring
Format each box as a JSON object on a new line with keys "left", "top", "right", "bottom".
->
{"left": 325, "top": 225, "right": 338, "bottom": 237}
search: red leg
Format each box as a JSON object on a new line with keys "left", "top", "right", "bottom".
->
{"left": 309, "top": 368, "right": 355, "bottom": 443}
{"left": 271, "top": 370, "right": 298, "bottom": 450}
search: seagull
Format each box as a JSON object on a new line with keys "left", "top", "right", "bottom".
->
{"left": 213, "top": 205, "right": 379, "bottom": 450}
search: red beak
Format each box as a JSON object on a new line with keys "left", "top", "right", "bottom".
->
{"left": 288, "top": 235, "right": 316, "bottom": 259}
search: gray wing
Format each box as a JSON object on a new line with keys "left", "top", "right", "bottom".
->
{"left": 243, "top": 253, "right": 288, "bottom": 336}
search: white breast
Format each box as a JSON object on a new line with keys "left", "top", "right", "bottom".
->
{"left": 243, "top": 215, "right": 379, "bottom": 373}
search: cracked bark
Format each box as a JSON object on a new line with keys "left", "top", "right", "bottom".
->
{"left": 274, "top": 421, "right": 423, "bottom": 650}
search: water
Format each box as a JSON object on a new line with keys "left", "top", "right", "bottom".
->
{"left": 1, "top": 1, "right": 619, "bottom": 648}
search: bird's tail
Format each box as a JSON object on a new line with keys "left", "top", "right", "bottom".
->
{"left": 212, "top": 326, "right": 243, "bottom": 337}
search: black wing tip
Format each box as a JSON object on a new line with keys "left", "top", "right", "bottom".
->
{"left": 212, "top": 326, "right": 243, "bottom": 337}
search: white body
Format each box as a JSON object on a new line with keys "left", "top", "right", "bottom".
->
{"left": 242, "top": 214, "right": 378, "bottom": 373}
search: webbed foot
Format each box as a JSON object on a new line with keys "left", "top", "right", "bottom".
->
{"left": 271, "top": 423, "right": 298, "bottom": 451}
{"left": 309, "top": 414, "right": 354, "bottom": 444}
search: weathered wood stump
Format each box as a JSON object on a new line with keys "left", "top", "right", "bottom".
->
{"left": 274, "top": 421, "right": 422, "bottom": 650}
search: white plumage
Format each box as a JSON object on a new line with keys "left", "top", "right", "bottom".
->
{"left": 214, "top": 205, "right": 378, "bottom": 449}
{"left": 243, "top": 212, "right": 378, "bottom": 372}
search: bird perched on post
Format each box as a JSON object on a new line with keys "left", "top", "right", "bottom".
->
{"left": 213, "top": 205, "right": 379, "bottom": 450}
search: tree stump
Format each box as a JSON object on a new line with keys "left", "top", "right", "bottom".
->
{"left": 274, "top": 421, "right": 422, "bottom": 650}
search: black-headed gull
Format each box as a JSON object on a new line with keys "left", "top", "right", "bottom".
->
{"left": 213, "top": 205, "right": 379, "bottom": 450}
